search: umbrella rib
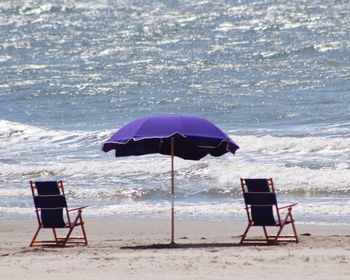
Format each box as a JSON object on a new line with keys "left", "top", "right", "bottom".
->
{"left": 105, "top": 135, "right": 236, "bottom": 148}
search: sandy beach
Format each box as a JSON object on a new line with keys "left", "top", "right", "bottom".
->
{"left": 0, "top": 218, "right": 349, "bottom": 280}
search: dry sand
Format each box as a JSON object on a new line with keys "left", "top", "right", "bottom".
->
{"left": 0, "top": 218, "right": 349, "bottom": 280}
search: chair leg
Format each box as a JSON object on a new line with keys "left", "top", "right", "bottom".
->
{"left": 30, "top": 226, "right": 41, "bottom": 247}
{"left": 80, "top": 219, "right": 88, "bottom": 245}
{"left": 63, "top": 211, "right": 88, "bottom": 246}
{"left": 275, "top": 224, "right": 285, "bottom": 241}
{"left": 63, "top": 226, "right": 75, "bottom": 245}
{"left": 52, "top": 228, "right": 59, "bottom": 245}
{"left": 275, "top": 211, "right": 289, "bottom": 241}
{"left": 275, "top": 211, "right": 298, "bottom": 242}
{"left": 240, "top": 223, "right": 252, "bottom": 244}
{"left": 263, "top": 226, "right": 269, "bottom": 242}
{"left": 290, "top": 214, "right": 299, "bottom": 243}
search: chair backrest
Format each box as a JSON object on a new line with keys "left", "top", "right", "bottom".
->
{"left": 30, "top": 181, "right": 68, "bottom": 228}
{"left": 241, "top": 178, "right": 279, "bottom": 226}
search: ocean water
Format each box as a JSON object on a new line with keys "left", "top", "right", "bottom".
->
{"left": 1, "top": 0, "right": 350, "bottom": 224}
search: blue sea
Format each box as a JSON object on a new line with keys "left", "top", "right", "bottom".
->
{"left": 1, "top": 0, "right": 349, "bottom": 224}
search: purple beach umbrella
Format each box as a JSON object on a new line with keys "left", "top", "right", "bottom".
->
{"left": 102, "top": 115, "right": 239, "bottom": 244}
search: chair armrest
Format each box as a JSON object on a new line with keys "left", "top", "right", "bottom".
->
{"left": 68, "top": 206, "right": 88, "bottom": 212}
{"left": 278, "top": 203, "right": 297, "bottom": 210}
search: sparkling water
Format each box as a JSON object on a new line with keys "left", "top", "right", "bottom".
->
{"left": 1, "top": 0, "right": 350, "bottom": 224}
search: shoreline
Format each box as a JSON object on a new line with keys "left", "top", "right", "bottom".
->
{"left": 1, "top": 217, "right": 349, "bottom": 279}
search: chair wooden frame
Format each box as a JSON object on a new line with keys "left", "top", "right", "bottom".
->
{"left": 240, "top": 178, "right": 298, "bottom": 244}
{"left": 30, "top": 180, "right": 88, "bottom": 247}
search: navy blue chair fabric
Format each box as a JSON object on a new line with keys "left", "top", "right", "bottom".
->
{"left": 35, "top": 181, "right": 60, "bottom": 195}
{"left": 243, "top": 179, "right": 277, "bottom": 226}
{"left": 244, "top": 179, "right": 270, "bottom": 192}
{"left": 33, "top": 181, "right": 66, "bottom": 228}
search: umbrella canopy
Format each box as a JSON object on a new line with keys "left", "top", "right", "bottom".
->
{"left": 102, "top": 115, "right": 239, "bottom": 159}
{"left": 102, "top": 115, "right": 239, "bottom": 244}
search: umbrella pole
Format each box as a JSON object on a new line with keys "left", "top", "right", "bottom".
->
{"left": 171, "top": 137, "right": 175, "bottom": 244}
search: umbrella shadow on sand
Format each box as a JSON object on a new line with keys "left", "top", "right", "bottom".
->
{"left": 120, "top": 242, "right": 277, "bottom": 250}
{"left": 120, "top": 243, "right": 238, "bottom": 250}
{"left": 119, "top": 236, "right": 281, "bottom": 250}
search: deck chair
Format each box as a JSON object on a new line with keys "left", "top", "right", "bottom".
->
{"left": 240, "top": 178, "right": 298, "bottom": 244}
{"left": 29, "top": 180, "right": 88, "bottom": 247}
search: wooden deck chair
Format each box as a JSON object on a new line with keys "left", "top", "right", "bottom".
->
{"left": 240, "top": 178, "right": 298, "bottom": 244}
{"left": 29, "top": 181, "right": 88, "bottom": 247}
